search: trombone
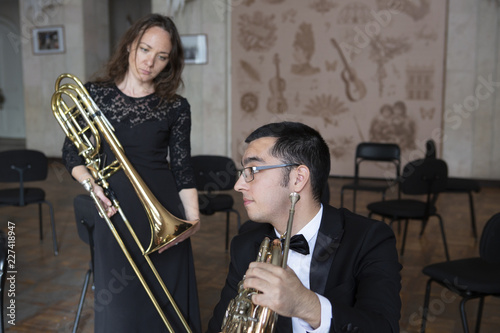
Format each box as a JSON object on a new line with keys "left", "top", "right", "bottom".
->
{"left": 51, "top": 73, "right": 199, "bottom": 332}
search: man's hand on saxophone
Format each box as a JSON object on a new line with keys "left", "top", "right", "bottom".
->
{"left": 243, "top": 261, "right": 322, "bottom": 330}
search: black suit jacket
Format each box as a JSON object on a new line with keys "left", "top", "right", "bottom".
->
{"left": 207, "top": 205, "right": 402, "bottom": 332}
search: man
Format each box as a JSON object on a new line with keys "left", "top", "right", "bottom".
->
{"left": 207, "top": 122, "right": 401, "bottom": 332}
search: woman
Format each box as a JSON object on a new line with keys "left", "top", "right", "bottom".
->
{"left": 62, "top": 14, "right": 201, "bottom": 332}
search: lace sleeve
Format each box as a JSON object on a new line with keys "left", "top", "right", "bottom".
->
{"left": 62, "top": 136, "right": 84, "bottom": 175}
{"left": 169, "top": 98, "right": 196, "bottom": 190}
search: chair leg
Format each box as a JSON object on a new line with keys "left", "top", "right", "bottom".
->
{"left": 234, "top": 209, "right": 241, "bottom": 230}
{"left": 436, "top": 215, "right": 450, "bottom": 261}
{"left": 340, "top": 188, "right": 345, "bottom": 208}
{"left": 72, "top": 268, "right": 92, "bottom": 333}
{"left": 38, "top": 203, "right": 43, "bottom": 241}
{"left": 352, "top": 189, "right": 357, "bottom": 213}
{"left": 225, "top": 211, "right": 230, "bottom": 252}
{"left": 474, "top": 297, "right": 485, "bottom": 333}
{"left": 380, "top": 192, "right": 386, "bottom": 222}
{"left": 468, "top": 192, "right": 478, "bottom": 239}
{"left": 419, "top": 219, "right": 428, "bottom": 236}
{"left": 44, "top": 201, "right": 59, "bottom": 256}
{"left": 459, "top": 296, "right": 472, "bottom": 333}
{"left": 420, "top": 278, "right": 433, "bottom": 333}
{"left": 401, "top": 219, "right": 409, "bottom": 256}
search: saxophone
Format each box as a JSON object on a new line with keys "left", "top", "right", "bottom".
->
{"left": 221, "top": 192, "right": 300, "bottom": 333}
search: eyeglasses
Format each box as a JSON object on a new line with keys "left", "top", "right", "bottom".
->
{"left": 237, "top": 163, "right": 299, "bottom": 183}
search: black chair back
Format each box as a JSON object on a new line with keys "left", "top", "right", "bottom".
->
{"left": 191, "top": 155, "right": 241, "bottom": 250}
{"left": 356, "top": 142, "right": 400, "bottom": 162}
{"left": 0, "top": 150, "right": 58, "bottom": 255}
{"left": 480, "top": 213, "right": 500, "bottom": 263}
{"left": 400, "top": 158, "right": 448, "bottom": 196}
{"left": 192, "top": 155, "right": 238, "bottom": 193}
{"left": 425, "top": 139, "right": 437, "bottom": 159}
{"left": 354, "top": 142, "right": 401, "bottom": 181}
{"left": 0, "top": 150, "right": 48, "bottom": 183}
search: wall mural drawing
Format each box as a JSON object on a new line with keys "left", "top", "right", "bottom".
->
{"left": 415, "top": 25, "right": 438, "bottom": 44}
{"left": 325, "top": 60, "right": 337, "bottom": 72}
{"left": 310, "top": 0, "right": 338, "bottom": 13}
{"left": 303, "top": 94, "right": 349, "bottom": 126}
{"left": 406, "top": 64, "right": 434, "bottom": 100}
{"left": 240, "top": 60, "right": 261, "bottom": 82}
{"left": 327, "top": 136, "right": 355, "bottom": 159}
{"left": 420, "top": 107, "right": 435, "bottom": 120}
{"left": 240, "top": 92, "right": 259, "bottom": 116}
{"left": 331, "top": 38, "right": 367, "bottom": 102}
{"left": 238, "top": 11, "right": 277, "bottom": 52}
{"left": 231, "top": 0, "right": 447, "bottom": 177}
{"left": 369, "top": 101, "right": 416, "bottom": 151}
{"left": 291, "top": 23, "right": 320, "bottom": 76}
{"left": 282, "top": 8, "right": 298, "bottom": 23}
{"left": 376, "top": 0, "right": 431, "bottom": 21}
{"left": 369, "top": 35, "right": 411, "bottom": 97}
{"left": 267, "top": 53, "right": 288, "bottom": 114}
{"left": 337, "top": 2, "right": 372, "bottom": 25}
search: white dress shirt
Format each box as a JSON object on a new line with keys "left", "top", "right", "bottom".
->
{"left": 274, "top": 204, "right": 332, "bottom": 332}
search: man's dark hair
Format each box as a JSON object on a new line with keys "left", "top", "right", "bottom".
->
{"left": 245, "top": 122, "right": 331, "bottom": 202}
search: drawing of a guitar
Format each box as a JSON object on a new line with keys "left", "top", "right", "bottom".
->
{"left": 330, "top": 38, "right": 367, "bottom": 102}
{"left": 267, "top": 53, "right": 288, "bottom": 114}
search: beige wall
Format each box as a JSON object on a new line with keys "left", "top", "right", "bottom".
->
{"left": 443, "top": 0, "right": 500, "bottom": 179}
{"left": 152, "top": 0, "right": 231, "bottom": 156}
{"left": 17, "top": 0, "right": 500, "bottom": 179}
{"left": 21, "top": 0, "right": 85, "bottom": 157}
{"left": 19, "top": 0, "right": 109, "bottom": 157}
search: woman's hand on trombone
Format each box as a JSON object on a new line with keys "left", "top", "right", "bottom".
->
{"left": 72, "top": 165, "right": 117, "bottom": 217}
{"left": 93, "top": 183, "right": 118, "bottom": 217}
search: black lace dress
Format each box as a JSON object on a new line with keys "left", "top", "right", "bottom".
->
{"left": 62, "top": 82, "right": 202, "bottom": 333}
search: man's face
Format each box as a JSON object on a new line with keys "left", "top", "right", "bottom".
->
{"left": 234, "top": 137, "right": 293, "bottom": 225}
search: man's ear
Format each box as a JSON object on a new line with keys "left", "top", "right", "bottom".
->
{"left": 292, "top": 165, "right": 310, "bottom": 193}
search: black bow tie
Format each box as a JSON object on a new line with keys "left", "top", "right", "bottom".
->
{"left": 288, "top": 234, "right": 310, "bottom": 255}
{"left": 267, "top": 234, "right": 310, "bottom": 255}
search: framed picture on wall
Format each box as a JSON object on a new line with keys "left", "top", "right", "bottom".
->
{"left": 181, "top": 34, "right": 208, "bottom": 65}
{"left": 32, "top": 26, "right": 65, "bottom": 55}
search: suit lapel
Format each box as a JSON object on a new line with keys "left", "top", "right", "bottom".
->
{"left": 310, "top": 205, "right": 344, "bottom": 294}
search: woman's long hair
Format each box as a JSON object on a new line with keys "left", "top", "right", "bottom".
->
{"left": 94, "top": 14, "right": 184, "bottom": 101}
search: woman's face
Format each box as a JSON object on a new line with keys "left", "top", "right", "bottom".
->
{"left": 127, "top": 26, "right": 172, "bottom": 85}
